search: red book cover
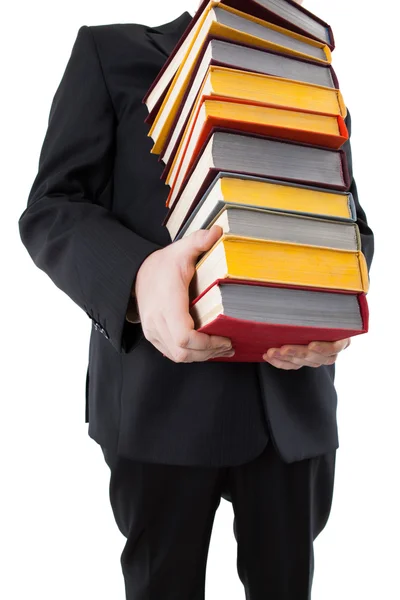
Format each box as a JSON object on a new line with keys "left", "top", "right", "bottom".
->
{"left": 191, "top": 280, "right": 368, "bottom": 362}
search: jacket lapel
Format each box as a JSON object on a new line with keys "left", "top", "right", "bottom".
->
{"left": 146, "top": 12, "right": 193, "bottom": 58}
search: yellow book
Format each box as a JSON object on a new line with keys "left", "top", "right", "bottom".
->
{"left": 191, "top": 235, "right": 369, "bottom": 300}
{"left": 149, "top": 1, "right": 332, "bottom": 154}
{"left": 171, "top": 176, "right": 356, "bottom": 241}
{"left": 166, "top": 81, "right": 347, "bottom": 189}
{"left": 219, "top": 177, "right": 355, "bottom": 220}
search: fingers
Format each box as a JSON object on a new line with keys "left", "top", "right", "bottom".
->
{"left": 158, "top": 342, "right": 235, "bottom": 364}
{"left": 175, "top": 330, "right": 232, "bottom": 352}
{"left": 266, "top": 347, "right": 338, "bottom": 366}
{"left": 145, "top": 312, "right": 233, "bottom": 363}
{"left": 166, "top": 328, "right": 233, "bottom": 363}
{"left": 264, "top": 356, "right": 303, "bottom": 370}
{"left": 263, "top": 338, "right": 351, "bottom": 370}
{"left": 308, "top": 338, "right": 351, "bottom": 355}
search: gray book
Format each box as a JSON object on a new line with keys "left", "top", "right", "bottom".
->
{"left": 208, "top": 206, "right": 360, "bottom": 251}
{"left": 226, "top": 0, "right": 333, "bottom": 47}
{"left": 191, "top": 283, "right": 364, "bottom": 331}
{"left": 162, "top": 38, "right": 338, "bottom": 165}
{"left": 215, "top": 6, "right": 326, "bottom": 61}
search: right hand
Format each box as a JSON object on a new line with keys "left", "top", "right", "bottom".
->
{"left": 134, "top": 226, "right": 234, "bottom": 363}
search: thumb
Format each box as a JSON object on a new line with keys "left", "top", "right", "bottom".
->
{"left": 175, "top": 226, "right": 223, "bottom": 262}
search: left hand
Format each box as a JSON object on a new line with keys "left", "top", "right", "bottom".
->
{"left": 263, "top": 338, "right": 351, "bottom": 370}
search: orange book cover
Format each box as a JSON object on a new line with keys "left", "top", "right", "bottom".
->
{"left": 167, "top": 98, "right": 348, "bottom": 204}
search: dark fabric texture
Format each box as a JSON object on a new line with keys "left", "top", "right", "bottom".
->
{"left": 101, "top": 440, "right": 336, "bottom": 599}
{"left": 18, "top": 14, "right": 374, "bottom": 466}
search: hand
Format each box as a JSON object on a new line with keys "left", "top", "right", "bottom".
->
{"left": 263, "top": 338, "right": 351, "bottom": 370}
{"left": 134, "top": 226, "right": 234, "bottom": 363}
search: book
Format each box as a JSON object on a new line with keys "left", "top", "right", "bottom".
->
{"left": 148, "top": 4, "right": 332, "bottom": 154}
{"left": 190, "top": 235, "right": 369, "bottom": 300}
{"left": 160, "top": 37, "right": 340, "bottom": 168}
{"left": 144, "top": 0, "right": 334, "bottom": 118}
{"left": 211, "top": 1, "right": 335, "bottom": 48}
{"left": 164, "top": 66, "right": 347, "bottom": 184}
{"left": 165, "top": 130, "right": 350, "bottom": 217}
{"left": 166, "top": 95, "right": 348, "bottom": 195}
{"left": 190, "top": 282, "right": 367, "bottom": 362}
{"left": 172, "top": 174, "right": 356, "bottom": 241}
{"left": 205, "top": 206, "right": 360, "bottom": 250}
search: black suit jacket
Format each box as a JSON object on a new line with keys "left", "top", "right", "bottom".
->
{"left": 18, "top": 13, "right": 374, "bottom": 466}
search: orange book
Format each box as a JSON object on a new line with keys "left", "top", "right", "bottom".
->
{"left": 167, "top": 98, "right": 348, "bottom": 206}
{"left": 190, "top": 235, "right": 369, "bottom": 301}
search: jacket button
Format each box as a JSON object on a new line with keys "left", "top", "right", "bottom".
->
{"left": 94, "top": 322, "right": 110, "bottom": 339}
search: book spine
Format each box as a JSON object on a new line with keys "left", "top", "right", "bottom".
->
{"left": 347, "top": 193, "right": 357, "bottom": 221}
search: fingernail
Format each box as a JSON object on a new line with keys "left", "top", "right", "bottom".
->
{"left": 221, "top": 342, "right": 232, "bottom": 350}
{"left": 215, "top": 350, "right": 235, "bottom": 359}
{"left": 285, "top": 350, "right": 296, "bottom": 357}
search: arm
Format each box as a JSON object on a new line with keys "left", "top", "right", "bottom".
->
{"left": 18, "top": 26, "right": 161, "bottom": 353}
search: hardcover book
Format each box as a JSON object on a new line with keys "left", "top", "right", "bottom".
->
{"left": 159, "top": 37, "right": 340, "bottom": 167}
{"left": 144, "top": 0, "right": 334, "bottom": 115}
{"left": 166, "top": 94, "right": 348, "bottom": 196}
{"left": 172, "top": 174, "right": 356, "bottom": 241}
{"left": 190, "top": 235, "right": 369, "bottom": 300}
{"left": 165, "top": 130, "right": 351, "bottom": 216}
{"left": 148, "top": 3, "right": 332, "bottom": 153}
{"left": 190, "top": 282, "right": 367, "bottom": 362}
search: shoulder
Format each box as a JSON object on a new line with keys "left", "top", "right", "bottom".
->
{"left": 85, "top": 22, "right": 150, "bottom": 51}
{"left": 76, "top": 22, "right": 156, "bottom": 78}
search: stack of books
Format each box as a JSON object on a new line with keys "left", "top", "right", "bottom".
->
{"left": 143, "top": 0, "right": 369, "bottom": 362}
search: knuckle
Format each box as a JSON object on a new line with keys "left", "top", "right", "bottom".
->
{"left": 173, "top": 348, "right": 190, "bottom": 363}
{"left": 206, "top": 337, "right": 219, "bottom": 351}
{"left": 175, "top": 334, "right": 190, "bottom": 349}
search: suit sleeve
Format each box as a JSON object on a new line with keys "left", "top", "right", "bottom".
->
{"left": 18, "top": 25, "right": 161, "bottom": 353}
{"left": 343, "top": 111, "right": 374, "bottom": 272}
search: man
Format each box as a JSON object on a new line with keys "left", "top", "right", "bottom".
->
{"left": 18, "top": 0, "right": 374, "bottom": 598}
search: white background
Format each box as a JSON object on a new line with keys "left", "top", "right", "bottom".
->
{"left": 1, "top": 0, "right": 398, "bottom": 598}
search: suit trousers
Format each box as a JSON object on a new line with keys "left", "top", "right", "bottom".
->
{"left": 101, "top": 439, "right": 336, "bottom": 600}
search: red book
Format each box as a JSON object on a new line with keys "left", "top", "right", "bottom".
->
{"left": 190, "top": 280, "right": 368, "bottom": 362}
